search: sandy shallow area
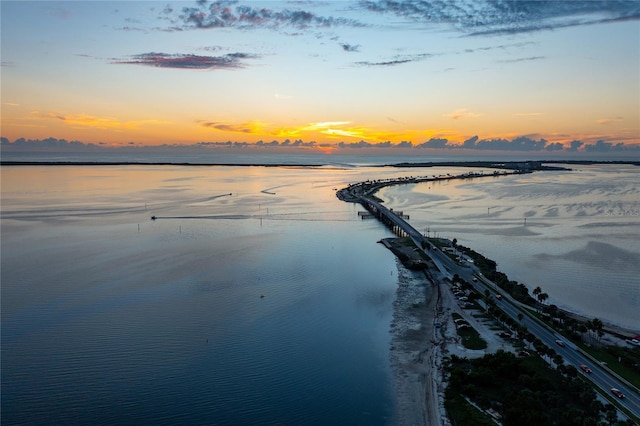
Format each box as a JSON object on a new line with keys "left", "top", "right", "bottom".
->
{"left": 388, "top": 245, "right": 516, "bottom": 426}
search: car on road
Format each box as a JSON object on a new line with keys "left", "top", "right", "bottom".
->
{"left": 579, "top": 364, "right": 592, "bottom": 373}
{"left": 555, "top": 339, "right": 566, "bottom": 347}
{"left": 611, "top": 388, "right": 625, "bottom": 399}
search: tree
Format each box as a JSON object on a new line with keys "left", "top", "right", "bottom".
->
{"left": 557, "top": 310, "right": 567, "bottom": 326}
{"left": 533, "top": 286, "right": 542, "bottom": 298}
{"left": 604, "top": 404, "right": 617, "bottom": 426}
{"left": 585, "top": 318, "right": 604, "bottom": 346}
{"left": 532, "top": 286, "right": 542, "bottom": 312}
{"left": 538, "top": 292, "right": 549, "bottom": 306}
{"left": 593, "top": 319, "right": 604, "bottom": 346}
{"left": 579, "top": 323, "right": 588, "bottom": 342}
{"left": 565, "top": 365, "right": 578, "bottom": 379}
{"left": 516, "top": 325, "right": 527, "bottom": 342}
{"left": 546, "top": 304, "right": 558, "bottom": 320}
{"left": 553, "top": 353, "right": 564, "bottom": 367}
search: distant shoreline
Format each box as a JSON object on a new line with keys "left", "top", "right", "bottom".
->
{"left": 2, "top": 160, "right": 639, "bottom": 167}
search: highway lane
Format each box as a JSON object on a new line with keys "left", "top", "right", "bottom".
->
{"left": 493, "top": 295, "right": 640, "bottom": 417}
{"left": 356, "top": 192, "right": 640, "bottom": 420}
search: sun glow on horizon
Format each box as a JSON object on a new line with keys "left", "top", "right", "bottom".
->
{"left": 0, "top": 1, "right": 637, "bottom": 154}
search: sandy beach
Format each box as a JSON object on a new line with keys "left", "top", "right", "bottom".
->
{"left": 387, "top": 239, "right": 518, "bottom": 426}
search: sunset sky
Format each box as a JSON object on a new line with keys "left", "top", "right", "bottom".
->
{"left": 1, "top": 1, "right": 639, "bottom": 153}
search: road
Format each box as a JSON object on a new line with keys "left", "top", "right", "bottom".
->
{"left": 351, "top": 189, "right": 640, "bottom": 420}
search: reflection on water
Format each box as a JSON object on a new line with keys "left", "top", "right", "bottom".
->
{"left": 2, "top": 163, "right": 639, "bottom": 425}
{"left": 2, "top": 165, "right": 416, "bottom": 425}
{"left": 380, "top": 164, "right": 640, "bottom": 329}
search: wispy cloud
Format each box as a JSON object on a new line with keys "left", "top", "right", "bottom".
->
{"left": 273, "top": 121, "right": 410, "bottom": 141}
{"left": 597, "top": 117, "right": 624, "bottom": 125}
{"left": 277, "top": 121, "right": 351, "bottom": 138}
{"left": 197, "top": 120, "right": 374, "bottom": 139}
{"left": 445, "top": 108, "right": 482, "bottom": 120}
{"left": 199, "top": 120, "right": 264, "bottom": 133}
{"left": 341, "top": 43, "right": 360, "bottom": 52}
{"left": 39, "top": 112, "right": 166, "bottom": 130}
{"left": 157, "top": 1, "right": 640, "bottom": 38}
{"left": 165, "top": 0, "right": 364, "bottom": 31}
{"left": 113, "top": 52, "right": 259, "bottom": 70}
{"left": 305, "top": 121, "right": 352, "bottom": 129}
{"left": 355, "top": 58, "right": 411, "bottom": 67}
{"left": 356, "top": 52, "right": 432, "bottom": 67}
{"left": 359, "top": 0, "right": 640, "bottom": 36}
{"left": 302, "top": 121, "right": 377, "bottom": 140}
{"left": 498, "top": 56, "right": 545, "bottom": 63}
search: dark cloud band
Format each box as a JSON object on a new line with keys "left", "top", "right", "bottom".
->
{"left": 171, "top": 0, "right": 364, "bottom": 30}
{"left": 114, "top": 52, "right": 259, "bottom": 69}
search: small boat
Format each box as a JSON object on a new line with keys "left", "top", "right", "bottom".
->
{"left": 151, "top": 215, "right": 157, "bottom": 220}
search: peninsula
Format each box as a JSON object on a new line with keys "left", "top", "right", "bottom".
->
{"left": 336, "top": 165, "right": 640, "bottom": 425}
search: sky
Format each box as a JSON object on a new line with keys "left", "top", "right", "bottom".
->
{"left": 1, "top": 0, "right": 639, "bottom": 155}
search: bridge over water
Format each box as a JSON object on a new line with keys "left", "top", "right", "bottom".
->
{"left": 336, "top": 168, "right": 640, "bottom": 421}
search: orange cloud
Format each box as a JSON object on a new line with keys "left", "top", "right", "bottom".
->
{"left": 38, "top": 111, "right": 166, "bottom": 130}
{"left": 275, "top": 121, "right": 420, "bottom": 142}
{"left": 597, "top": 117, "right": 624, "bottom": 125}
{"left": 199, "top": 120, "right": 265, "bottom": 134}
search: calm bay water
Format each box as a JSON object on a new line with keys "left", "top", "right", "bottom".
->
{"left": 2, "top": 165, "right": 420, "bottom": 425}
{"left": 2, "top": 161, "right": 639, "bottom": 424}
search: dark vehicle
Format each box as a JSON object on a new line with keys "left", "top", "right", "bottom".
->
{"left": 611, "top": 388, "right": 625, "bottom": 399}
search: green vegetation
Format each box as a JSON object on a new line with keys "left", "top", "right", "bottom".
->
{"left": 452, "top": 313, "right": 487, "bottom": 350}
{"left": 444, "top": 390, "right": 495, "bottom": 426}
{"left": 457, "top": 244, "right": 535, "bottom": 305}
{"left": 453, "top": 239, "right": 640, "bottom": 390}
{"left": 376, "top": 236, "right": 640, "bottom": 425}
{"left": 445, "top": 351, "right": 636, "bottom": 426}
{"left": 426, "top": 237, "right": 449, "bottom": 249}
